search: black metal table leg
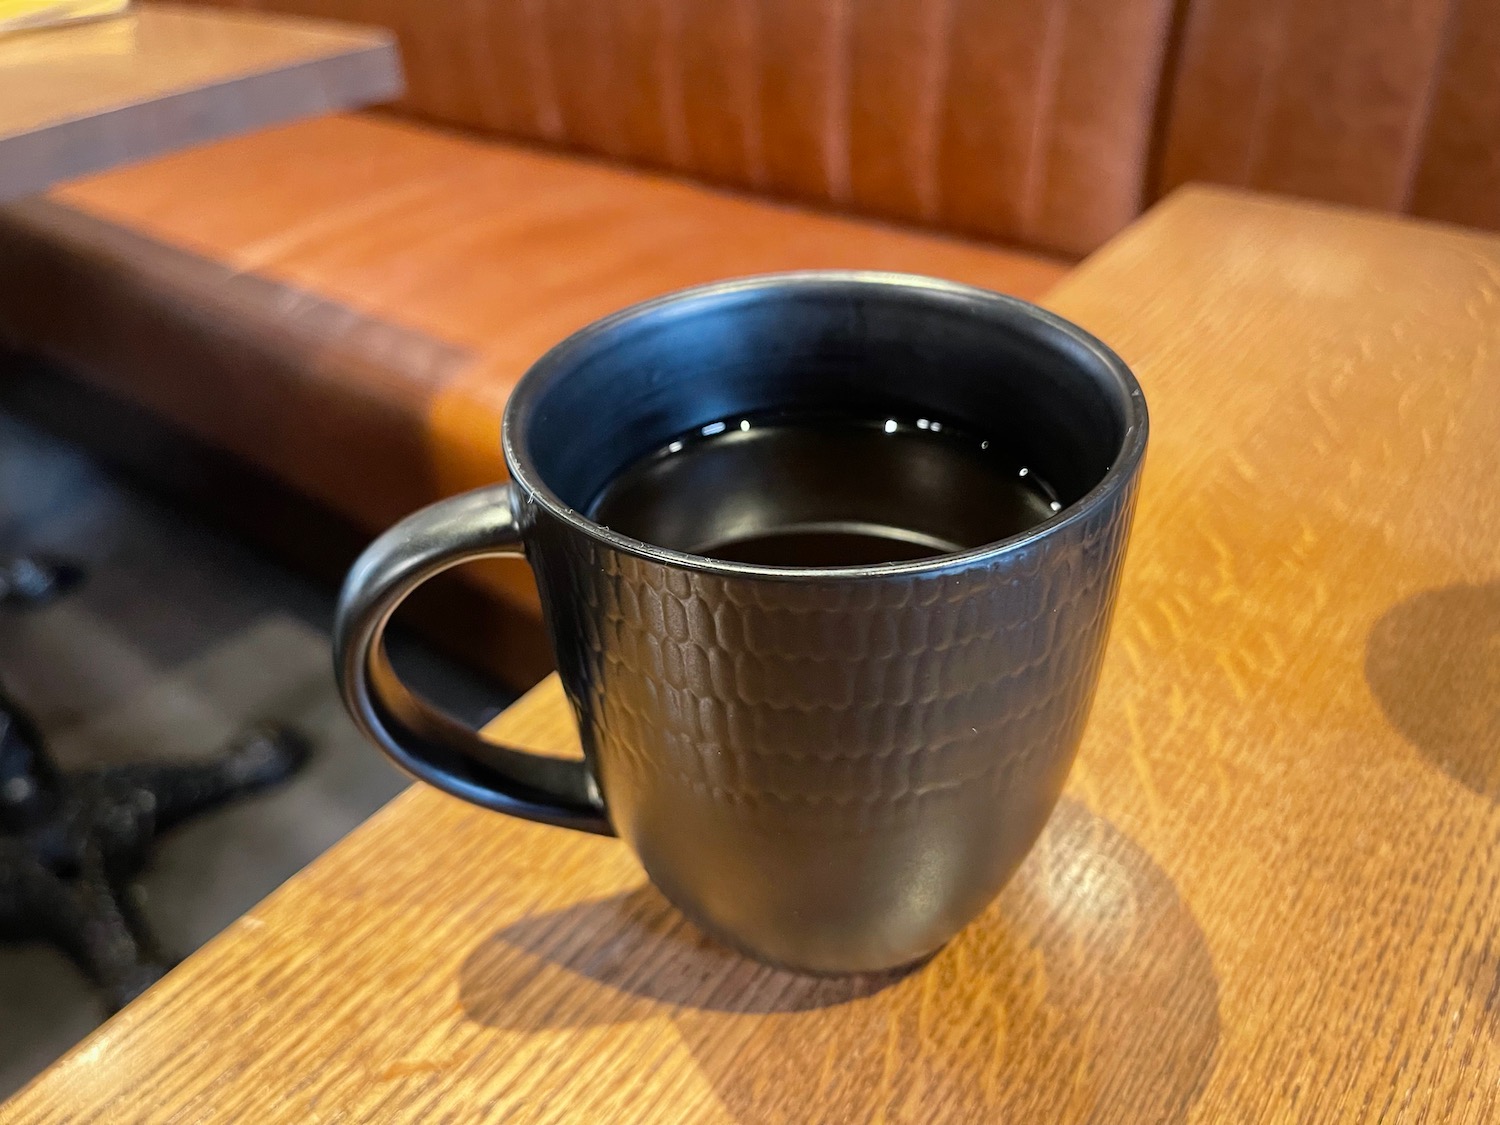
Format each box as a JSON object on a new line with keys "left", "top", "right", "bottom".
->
{"left": 0, "top": 560, "right": 311, "bottom": 1012}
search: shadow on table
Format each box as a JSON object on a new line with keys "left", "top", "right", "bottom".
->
{"left": 1366, "top": 581, "right": 1500, "bottom": 801}
{"left": 459, "top": 799, "right": 1221, "bottom": 1123}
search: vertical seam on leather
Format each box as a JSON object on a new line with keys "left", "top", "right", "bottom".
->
{"left": 406, "top": 8, "right": 458, "bottom": 123}
{"left": 598, "top": 6, "right": 625, "bottom": 159}
{"left": 462, "top": 0, "right": 505, "bottom": 131}
{"left": 1019, "top": 0, "right": 1072, "bottom": 243}
{"left": 658, "top": 0, "right": 691, "bottom": 168}
{"left": 824, "top": 0, "right": 853, "bottom": 204}
{"left": 1240, "top": 0, "right": 1292, "bottom": 185}
{"left": 523, "top": 0, "right": 564, "bottom": 141}
{"left": 742, "top": 0, "right": 769, "bottom": 188}
{"left": 1142, "top": 0, "right": 1197, "bottom": 205}
{"left": 917, "top": 0, "right": 960, "bottom": 223}
{"left": 1398, "top": 0, "right": 1463, "bottom": 211}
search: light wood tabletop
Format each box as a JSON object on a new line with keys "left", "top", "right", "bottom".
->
{"left": 6, "top": 186, "right": 1499, "bottom": 1123}
{"left": 0, "top": 2, "right": 399, "bottom": 201}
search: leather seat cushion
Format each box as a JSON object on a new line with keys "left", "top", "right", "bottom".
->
{"left": 0, "top": 112, "right": 1068, "bottom": 623}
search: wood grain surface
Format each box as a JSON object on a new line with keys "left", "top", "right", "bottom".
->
{"left": 6, "top": 186, "right": 1500, "bottom": 1123}
{"left": 0, "top": 3, "right": 399, "bottom": 202}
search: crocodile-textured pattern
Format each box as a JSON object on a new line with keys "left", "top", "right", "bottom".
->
{"left": 525, "top": 472, "right": 1140, "bottom": 972}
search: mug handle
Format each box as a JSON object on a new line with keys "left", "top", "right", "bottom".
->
{"left": 333, "top": 482, "right": 612, "bottom": 835}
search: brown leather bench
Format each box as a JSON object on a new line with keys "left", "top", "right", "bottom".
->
{"left": 2, "top": 0, "right": 1495, "bottom": 686}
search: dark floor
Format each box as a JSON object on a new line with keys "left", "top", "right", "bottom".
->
{"left": 0, "top": 408, "right": 513, "bottom": 1099}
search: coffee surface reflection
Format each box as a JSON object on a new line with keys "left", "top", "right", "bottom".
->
{"left": 590, "top": 411, "right": 1064, "bottom": 567}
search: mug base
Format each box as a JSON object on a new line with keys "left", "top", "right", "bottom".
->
{"left": 660, "top": 884, "right": 950, "bottom": 979}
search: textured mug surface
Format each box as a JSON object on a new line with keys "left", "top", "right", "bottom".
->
{"left": 335, "top": 272, "right": 1147, "bottom": 974}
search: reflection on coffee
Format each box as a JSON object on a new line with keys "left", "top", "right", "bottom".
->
{"left": 589, "top": 410, "right": 1064, "bottom": 567}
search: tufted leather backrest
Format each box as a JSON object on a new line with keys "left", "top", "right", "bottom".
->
{"left": 188, "top": 0, "right": 1178, "bottom": 259}
{"left": 1158, "top": 0, "right": 1500, "bottom": 234}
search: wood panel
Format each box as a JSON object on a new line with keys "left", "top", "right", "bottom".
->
{"left": 5, "top": 187, "right": 1500, "bottom": 1122}
{"left": 0, "top": 3, "right": 400, "bottom": 201}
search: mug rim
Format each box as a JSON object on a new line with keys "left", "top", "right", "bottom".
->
{"left": 502, "top": 271, "right": 1148, "bottom": 580}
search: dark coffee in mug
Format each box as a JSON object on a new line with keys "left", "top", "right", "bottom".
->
{"left": 334, "top": 272, "right": 1148, "bottom": 976}
{"left": 589, "top": 409, "right": 1063, "bottom": 567}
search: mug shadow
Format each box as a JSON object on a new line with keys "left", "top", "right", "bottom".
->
{"left": 1365, "top": 581, "right": 1500, "bottom": 800}
{"left": 459, "top": 799, "right": 1221, "bottom": 1123}
{"left": 459, "top": 881, "right": 904, "bottom": 1022}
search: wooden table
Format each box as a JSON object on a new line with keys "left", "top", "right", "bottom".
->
{"left": 0, "top": 2, "right": 399, "bottom": 201}
{"left": 6, "top": 186, "right": 1499, "bottom": 1123}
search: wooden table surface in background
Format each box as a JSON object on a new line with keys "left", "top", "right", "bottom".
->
{"left": 6, "top": 186, "right": 1500, "bottom": 1123}
{"left": 0, "top": 2, "right": 399, "bottom": 201}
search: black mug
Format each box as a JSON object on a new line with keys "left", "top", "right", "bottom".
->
{"left": 334, "top": 273, "right": 1146, "bottom": 974}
